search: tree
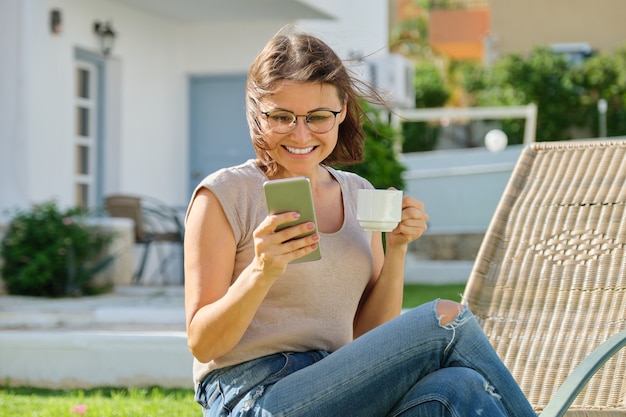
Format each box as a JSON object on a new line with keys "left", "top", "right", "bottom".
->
{"left": 473, "top": 48, "right": 581, "bottom": 143}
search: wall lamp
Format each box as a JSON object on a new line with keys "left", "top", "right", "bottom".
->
{"left": 93, "top": 20, "right": 116, "bottom": 57}
{"left": 50, "top": 9, "right": 62, "bottom": 34}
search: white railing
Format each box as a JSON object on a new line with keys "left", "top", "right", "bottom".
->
{"left": 392, "top": 104, "right": 538, "bottom": 145}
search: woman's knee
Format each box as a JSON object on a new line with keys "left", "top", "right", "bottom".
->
{"left": 436, "top": 299, "right": 464, "bottom": 326}
{"left": 393, "top": 368, "right": 506, "bottom": 417}
{"left": 425, "top": 368, "right": 482, "bottom": 393}
{"left": 433, "top": 368, "right": 505, "bottom": 409}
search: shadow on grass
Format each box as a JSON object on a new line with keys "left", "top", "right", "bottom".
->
{"left": 0, "top": 386, "right": 192, "bottom": 397}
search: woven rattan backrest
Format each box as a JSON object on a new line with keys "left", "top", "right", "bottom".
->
{"left": 463, "top": 139, "right": 626, "bottom": 414}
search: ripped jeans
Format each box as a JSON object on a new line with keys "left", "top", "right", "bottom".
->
{"left": 195, "top": 300, "right": 537, "bottom": 417}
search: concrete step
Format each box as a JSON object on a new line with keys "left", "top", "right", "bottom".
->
{"left": 1, "top": 330, "right": 193, "bottom": 388}
{"left": 0, "top": 286, "right": 185, "bottom": 330}
{"left": 0, "top": 286, "right": 192, "bottom": 389}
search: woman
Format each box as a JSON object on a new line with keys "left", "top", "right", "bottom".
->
{"left": 184, "top": 27, "right": 536, "bottom": 417}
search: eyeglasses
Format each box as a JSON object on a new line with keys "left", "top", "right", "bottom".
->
{"left": 261, "top": 109, "right": 342, "bottom": 134}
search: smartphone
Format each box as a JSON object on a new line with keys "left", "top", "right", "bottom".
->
{"left": 263, "top": 176, "right": 321, "bottom": 263}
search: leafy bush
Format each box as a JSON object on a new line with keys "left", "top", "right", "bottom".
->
{"left": 413, "top": 61, "right": 451, "bottom": 108}
{"left": 402, "top": 121, "right": 439, "bottom": 152}
{"left": 453, "top": 60, "right": 488, "bottom": 105}
{"left": 341, "top": 102, "right": 406, "bottom": 190}
{"left": 569, "top": 48, "right": 626, "bottom": 137}
{"left": 475, "top": 48, "right": 581, "bottom": 143}
{"left": 461, "top": 46, "right": 626, "bottom": 144}
{"left": 1, "top": 201, "right": 115, "bottom": 297}
{"left": 402, "top": 61, "right": 450, "bottom": 152}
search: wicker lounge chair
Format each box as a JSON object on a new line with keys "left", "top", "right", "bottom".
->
{"left": 463, "top": 139, "right": 626, "bottom": 416}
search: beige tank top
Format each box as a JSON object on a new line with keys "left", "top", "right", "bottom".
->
{"left": 188, "top": 160, "right": 374, "bottom": 384}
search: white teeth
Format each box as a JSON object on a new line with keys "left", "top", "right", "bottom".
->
{"left": 285, "top": 146, "right": 314, "bottom": 155}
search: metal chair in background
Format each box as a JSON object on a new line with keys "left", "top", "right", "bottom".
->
{"left": 104, "top": 194, "right": 184, "bottom": 284}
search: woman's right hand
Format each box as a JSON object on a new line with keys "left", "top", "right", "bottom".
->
{"left": 252, "top": 212, "right": 319, "bottom": 278}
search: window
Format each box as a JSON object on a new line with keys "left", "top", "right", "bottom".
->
{"left": 74, "top": 62, "right": 98, "bottom": 207}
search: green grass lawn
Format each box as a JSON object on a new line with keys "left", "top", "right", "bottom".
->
{"left": 0, "top": 386, "right": 198, "bottom": 417}
{"left": 402, "top": 283, "right": 466, "bottom": 309}
{"left": 0, "top": 284, "right": 466, "bottom": 416}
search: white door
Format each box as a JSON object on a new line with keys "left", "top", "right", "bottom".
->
{"left": 188, "top": 74, "right": 254, "bottom": 198}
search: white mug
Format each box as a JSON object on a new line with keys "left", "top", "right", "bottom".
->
{"left": 357, "top": 189, "right": 403, "bottom": 232}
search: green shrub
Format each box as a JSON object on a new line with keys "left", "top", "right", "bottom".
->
{"left": 413, "top": 61, "right": 451, "bottom": 108}
{"left": 474, "top": 47, "right": 588, "bottom": 143}
{"left": 402, "top": 61, "right": 450, "bottom": 152}
{"left": 569, "top": 49, "right": 626, "bottom": 137}
{"left": 1, "top": 201, "right": 115, "bottom": 297}
{"left": 454, "top": 60, "right": 488, "bottom": 104}
{"left": 341, "top": 102, "right": 406, "bottom": 190}
{"left": 401, "top": 121, "right": 439, "bottom": 152}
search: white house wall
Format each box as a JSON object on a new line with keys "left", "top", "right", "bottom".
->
{"left": 105, "top": 3, "right": 187, "bottom": 204}
{"left": 181, "top": 21, "right": 288, "bottom": 75}
{"left": 20, "top": 0, "right": 189, "bottom": 209}
{"left": 0, "top": 0, "right": 29, "bottom": 213}
{"left": 0, "top": 0, "right": 389, "bottom": 216}
{"left": 298, "top": 0, "right": 389, "bottom": 59}
{"left": 0, "top": 0, "right": 182, "bottom": 212}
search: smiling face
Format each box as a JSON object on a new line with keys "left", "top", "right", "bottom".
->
{"left": 246, "top": 31, "right": 367, "bottom": 177}
{"left": 259, "top": 81, "right": 347, "bottom": 179}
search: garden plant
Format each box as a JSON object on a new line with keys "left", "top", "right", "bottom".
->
{"left": 1, "top": 201, "right": 114, "bottom": 297}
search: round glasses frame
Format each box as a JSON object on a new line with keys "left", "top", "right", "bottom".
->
{"left": 261, "top": 109, "right": 342, "bottom": 134}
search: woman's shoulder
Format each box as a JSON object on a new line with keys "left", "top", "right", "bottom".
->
{"left": 195, "top": 159, "right": 265, "bottom": 213}
{"left": 193, "top": 160, "right": 265, "bottom": 240}
{"left": 203, "top": 159, "right": 264, "bottom": 187}
{"left": 325, "top": 166, "right": 374, "bottom": 190}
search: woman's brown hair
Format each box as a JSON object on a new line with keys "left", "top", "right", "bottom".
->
{"left": 246, "top": 26, "right": 385, "bottom": 176}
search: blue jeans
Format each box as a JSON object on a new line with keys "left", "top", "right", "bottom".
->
{"left": 195, "top": 300, "right": 537, "bottom": 417}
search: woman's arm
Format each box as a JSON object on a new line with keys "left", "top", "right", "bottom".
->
{"left": 184, "top": 188, "right": 269, "bottom": 362}
{"left": 184, "top": 188, "right": 320, "bottom": 363}
{"left": 353, "top": 196, "right": 428, "bottom": 338}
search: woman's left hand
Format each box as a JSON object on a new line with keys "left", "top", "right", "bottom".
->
{"left": 386, "top": 195, "right": 428, "bottom": 247}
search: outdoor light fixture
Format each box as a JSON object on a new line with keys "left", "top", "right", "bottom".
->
{"left": 93, "top": 20, "right": 116, "bottom": 57}
{"left": 50, "top": 9, "right": 62, "bottom": 34}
